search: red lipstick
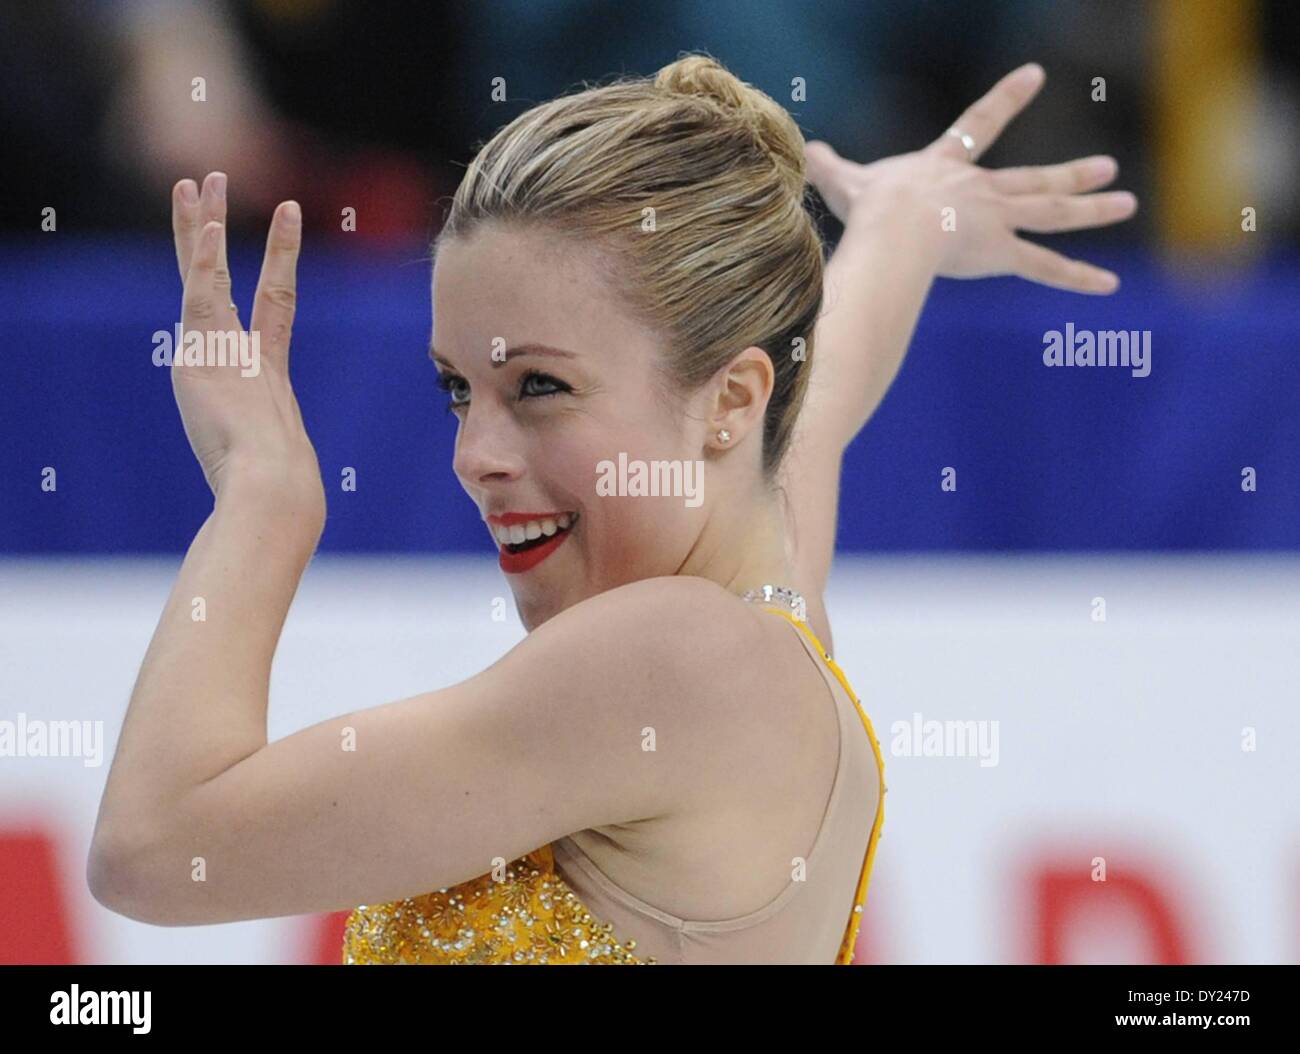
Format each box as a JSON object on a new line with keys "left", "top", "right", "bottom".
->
{"left": 498, "top": 529, "right": 572, "bottom": 573}
{"left": 488, "top": 511, "right": 578, "bottom": 574}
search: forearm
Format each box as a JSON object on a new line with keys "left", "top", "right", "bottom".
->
{"left": 808, "top": 190, "right": 947, "bottom": 451}
{"left": 93, "top": 475, "right": 323, "bottom": 848}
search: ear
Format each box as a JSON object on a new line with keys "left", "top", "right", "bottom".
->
{"left": 706, "top": 345, "right": 773, "bottom": 452}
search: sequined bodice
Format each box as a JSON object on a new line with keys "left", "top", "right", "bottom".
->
{"left": 343, "top": 842, "right": 650, "bottom": 964}
{"left": 342, "top": 603, "right": 886, "bottom": 965}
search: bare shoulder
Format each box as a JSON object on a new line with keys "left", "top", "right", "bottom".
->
{"left": 530, "top": 575, "right": 837, "bottom": 737}
{"left": 518, "top": 575, "right": 789, "bottom": 795}
{"left": 504, "top": 575, "right": 839, "bottom": 838}
{"left": 522, "top": 574, "right": 771, "bottom": 707}
{"left": 527, "top": 574, "right": 756, "bottom": 646}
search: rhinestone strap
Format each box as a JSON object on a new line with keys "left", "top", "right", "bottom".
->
{"left": 741, "top": 583, "right": 806, "bottom": 622}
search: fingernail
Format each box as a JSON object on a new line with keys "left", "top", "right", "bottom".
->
{"left": 1090, "top": 156, "right": 1118, "bottom": 178}
{"left": 180, "top": 180, "right": 199, "bottom": 205}
{"left": 1022, "top": 63, "right": 1045, "bottom": 80}
{"left": 284, "top": 201, "right": 301, "bottom": 226}
{"left": 211, "top": 172, "right": 227, "bottom": 200}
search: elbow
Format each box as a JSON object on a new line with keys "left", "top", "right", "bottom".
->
{"left": 87, "top": 829, "right": 180, "bottom": 926}
{"left": 86, "top": 836, "right": 135, "bottom": 918}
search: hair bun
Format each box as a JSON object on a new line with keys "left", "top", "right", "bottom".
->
{"left": 654, "top": 53, "right": 806, "bottom": 196}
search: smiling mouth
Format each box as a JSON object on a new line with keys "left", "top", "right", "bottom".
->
{"left": 492, "top": 512, "right": 580, "bottom": 554}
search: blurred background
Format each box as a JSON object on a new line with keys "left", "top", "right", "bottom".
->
{"left": 0, "top": 0, "right": 1296, "bottom": 965}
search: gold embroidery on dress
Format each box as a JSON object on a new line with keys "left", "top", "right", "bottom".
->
{"left": 342, "top": 842, "right": 653, "bottom": 964}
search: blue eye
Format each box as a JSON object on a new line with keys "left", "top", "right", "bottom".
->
{"left": 434, "top": 372, "right": 469, "bottom": 413}
{"left": 434, "top": 370, "right": 571, "bottom": 414}
{"left": 518, "top": 371, "right": 571, "bottom": 398}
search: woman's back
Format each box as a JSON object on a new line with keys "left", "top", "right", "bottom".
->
{"left": 553, "top": 603, "right": 885, "bottom": 963}
{"left": 342, "top": 600, "right": 886, "bottom": 964}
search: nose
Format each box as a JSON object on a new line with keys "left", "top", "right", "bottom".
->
{"left": 451, "top": 404, "right": 527, "bottom": 486}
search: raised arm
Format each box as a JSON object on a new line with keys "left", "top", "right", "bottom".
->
{"left": 780, "top": 63, "right": 1138, "bottom": 606}
{"left": 87, "top": 174, "right": 785, "bottom": 926}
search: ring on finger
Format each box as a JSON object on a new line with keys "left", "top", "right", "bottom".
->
{"left": 945, "top": 126, "right": 977, "bottom": 162}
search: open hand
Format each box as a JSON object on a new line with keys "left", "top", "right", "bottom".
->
{"left": 170, "top": 173, "right": 323, "bottom": 512}
{"left": 805, "top": 64, "right": 1138, "bottom": 294}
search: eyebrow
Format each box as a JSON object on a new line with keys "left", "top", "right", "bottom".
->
{"left": 429, "top": 342, "right": 578, "bottom": 369}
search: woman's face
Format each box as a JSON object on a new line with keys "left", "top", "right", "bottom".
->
{"left": 431, "top": 223, "right": 709, "bottom": 629}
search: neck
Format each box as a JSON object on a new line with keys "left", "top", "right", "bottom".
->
{"left": 676, "top": 479, "right": 793, "bottom": 598}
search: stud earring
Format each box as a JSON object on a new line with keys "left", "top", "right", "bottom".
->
{"left": 716, "top": 429, "right": 731, "bottom": 444}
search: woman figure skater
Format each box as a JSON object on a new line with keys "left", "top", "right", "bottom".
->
{"left": 88, "top": 55, "right": 1136, "bottom": 964}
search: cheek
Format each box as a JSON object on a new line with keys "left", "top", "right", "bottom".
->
{"left": 540, "top": 412, "right": 669, "bottom": 504}
{"left": 536, "top": 428, "right": 603, "bottom": 509}
{"left": 585, "top": 475, "right": 697, "bottom": 551}
{"left": 543, "top": 406, "right": 697, "bottom": 562}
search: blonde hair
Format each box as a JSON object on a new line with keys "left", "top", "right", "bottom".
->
{"left": 438, "top": 52, "right": 824, "bottom": 479}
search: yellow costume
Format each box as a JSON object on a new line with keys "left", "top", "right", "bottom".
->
{"left": 343, "top": 605, "right": 885, "bottom": 964}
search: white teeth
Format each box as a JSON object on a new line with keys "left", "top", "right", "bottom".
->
{"left": 490, "top": 513, "right": 577, "bottom": 548}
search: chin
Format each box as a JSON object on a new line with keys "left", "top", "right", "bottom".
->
{"left": 513, "top": 590, "right": 564, "bottom": 632}
{"left": 515, "top": 574, "right": 610, "bottom": 631}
